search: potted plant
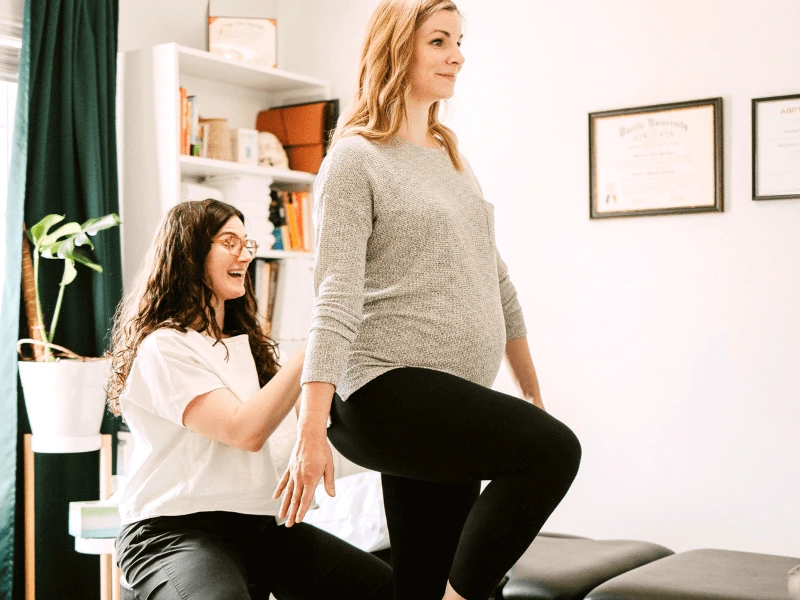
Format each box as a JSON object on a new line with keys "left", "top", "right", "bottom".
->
{"left": 17, "top": 212, "right": 121, "bottom": 453}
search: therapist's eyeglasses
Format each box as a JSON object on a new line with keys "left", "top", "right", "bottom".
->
{"left": 212, "top": 235, "right": 259, "bottom": 257}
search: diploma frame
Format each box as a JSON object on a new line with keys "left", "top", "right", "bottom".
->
{"left": 752, "top": 93, "right": 800, "bottom": 201}
{"left": 589, "top": 97, "right": 723, "bottom": 219}
{"left": 208, "top": 16, "right": 278, "bottom": 68}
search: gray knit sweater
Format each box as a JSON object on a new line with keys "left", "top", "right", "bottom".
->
{"left": 300, "top": 134, "right": 527, "bottom": 400}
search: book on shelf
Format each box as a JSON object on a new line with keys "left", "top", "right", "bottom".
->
{"left": 179, "top": 87, "right": 188, "bottom": 155}
{"left": 178, "top": 88, "right": 203, "bottom": 157}
{"left": 250, "top": 258, "right": 281, "bottom": 335}
{"left": 286, "top": 193, "right": 301, "bottom": 250}
{"left": 268, "top": 190, "right": 314, "bottom": 251}
{"left": 266, "top": 260, "right": 280, "bottom": 327}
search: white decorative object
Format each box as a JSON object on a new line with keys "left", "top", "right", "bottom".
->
{"left": 18, "top": 359, "right": 110, "bottom": 453}
{"left": 258, "top": 131, "right": 289, "bottom": 169}
{"left": 230, "top": 128, "right": 259, "bottom": 166}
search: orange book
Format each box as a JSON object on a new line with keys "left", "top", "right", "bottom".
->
{"left": 301, "top": 192, "right": 314, "bottom": 251}
{"left": 293, "top": 192, "right": 305, "bottom": 251}
{"left": 285, "top": 193, "right": 302, "bottom": 251}
{"left": 179, "top": 87, "right": 188, "bottom": 155}
{"left": 278, "top": 191, "right": 292, "bottom": 249}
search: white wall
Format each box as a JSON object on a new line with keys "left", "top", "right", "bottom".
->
{"left": 447, "top": 0, "right": 800, "bottom": 558}
{"left": 279, "top": 0, "right": 800, "bottom": 557}
{"left": 275, "top": 0, "right": 377, "bottom": 105}
{"left": 117, "top": 0, "right": 800, "bottom": 557}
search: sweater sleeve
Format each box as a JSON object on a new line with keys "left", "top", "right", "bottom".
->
{"left": 301, "top": 139, "right": 374, "bottom": 387}
{"left": 496, "top": 249, "right": 527, "bottom": 341}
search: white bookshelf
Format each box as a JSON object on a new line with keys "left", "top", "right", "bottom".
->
{"left": 117, "top": 42, "right": 328, "bottom": 344}
{"left": 176, "top": 45, "right": 328, "bottom": 93}
{"left": 179, "top": 155, "right": 317, "bottom": 185}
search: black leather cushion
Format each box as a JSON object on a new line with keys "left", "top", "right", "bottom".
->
{"left": 586, "top": 548, "right": 800, "bottom": 600}
{"left": 502, "top": 537, "right": 673, "bottom": 600}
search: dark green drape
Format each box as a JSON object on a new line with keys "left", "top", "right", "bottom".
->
{"left": 2, "top": 0, "right": 121, "bottom": 598}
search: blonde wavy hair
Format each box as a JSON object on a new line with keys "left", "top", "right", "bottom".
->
{"left": 330, "top": 0, "right": 464, "bottom": 170}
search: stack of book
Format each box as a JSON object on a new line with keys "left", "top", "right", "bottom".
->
{"left": 206, "top": 174, "right": 275, "bottom": 250}
{"left": 178, "top": 87, "right": 204, "bottom": 157}
{"left": 269, "top": 190, "right": 313, "bottom": 251}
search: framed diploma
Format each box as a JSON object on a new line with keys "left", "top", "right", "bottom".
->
{"left": 589, "top": 98, "right": 723, "bottom": 219}
{"left": 752, "top": 94, "right": 800, "bottom": 201}
{"left": 208, "top": 17, "right": 277, "bottom": 68}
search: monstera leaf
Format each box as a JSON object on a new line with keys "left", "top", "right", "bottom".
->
{"left": 25, "top": 213, "right": 121, "bottom": 352}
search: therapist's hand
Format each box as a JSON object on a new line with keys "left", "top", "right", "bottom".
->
{"left": 274, "top": 425, "right": 335, "bottom": 527}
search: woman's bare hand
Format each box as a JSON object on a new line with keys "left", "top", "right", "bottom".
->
{"left": 274, "top": 426, "right": 335, "bottom": 526}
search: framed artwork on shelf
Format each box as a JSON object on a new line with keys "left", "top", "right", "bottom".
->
{"left": 208, "top": 17, "right": 277, "bottom": 68}
{"left": 752, "top": 93, "right": 800, "bottom": 201}
{"left": 589, "top": 97, "right": 723, "bottom": 219}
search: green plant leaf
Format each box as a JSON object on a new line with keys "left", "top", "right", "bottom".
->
{"left": 59, "top": 258, "right": 77, "bottom": 286}
{"left": 73, "top": 232, "right": 94, "bottom": 248}
{"left": 38, "top": 222, "right": 82, "bottom": 248}
{"left": 40, "top": 238, "right": 75, "bottom": 259}
{"left": 81, "top": 213, "right": 121, "bottom": 236}
{"left": 28, "top": 212, "right": 121, "bottom": 352}
{"left": 29, "top": 214, "right": 65, "bottom": 245}
{"left": 72, "top": 252, "right": 102, "bottom": 272}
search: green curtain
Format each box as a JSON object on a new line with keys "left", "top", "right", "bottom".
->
{"left": 2, "top": 0, "right": 121, "bottom": 598}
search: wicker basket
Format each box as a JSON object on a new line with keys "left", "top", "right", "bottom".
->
{"left": 199, "top": 117, "right": 232, "bottom": 161}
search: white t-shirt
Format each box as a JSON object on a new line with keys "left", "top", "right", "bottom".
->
{"left": 118, "top": 328, "right": 291, "bottom": 526}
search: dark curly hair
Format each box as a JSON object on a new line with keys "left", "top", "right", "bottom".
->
{"left": 106, "top": 199, "right": 279, "bottom": 416}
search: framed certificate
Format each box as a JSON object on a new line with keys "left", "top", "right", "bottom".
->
{"left": 208, "top": 17, "right": 277, "bottom": 68}
{"left": 589, "top": 98, "right": 723, "bottom": 219}
{"left": 752, "top": 93, "right": 800, "bottom": 201}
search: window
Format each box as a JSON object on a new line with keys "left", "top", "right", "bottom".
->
{"left": 0, "top": 80, "right": 17, "bottom": 296}
{"left": 0, "top": 13, "right": 21, "bottom": 299}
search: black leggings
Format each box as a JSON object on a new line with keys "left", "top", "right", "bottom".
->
{"left": 328, "top": 367, "right": 581, "bottom": 600}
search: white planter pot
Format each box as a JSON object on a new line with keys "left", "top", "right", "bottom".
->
{"left": 18, "top": 359, "right": 110, "bottom": 453}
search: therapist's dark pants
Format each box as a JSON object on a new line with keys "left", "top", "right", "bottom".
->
{"left": 116, "top": 511, "right": 393, "bottom": 600}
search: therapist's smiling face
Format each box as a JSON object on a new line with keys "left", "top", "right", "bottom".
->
{"left": 204, "top": 216, "right": 254, "bottom": 306}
